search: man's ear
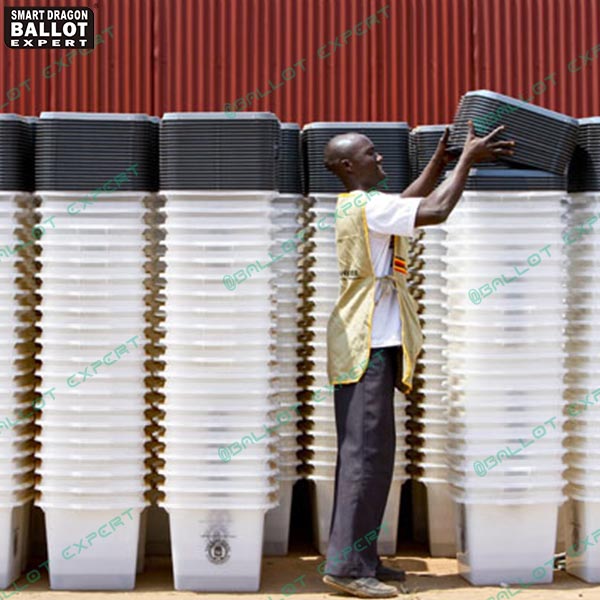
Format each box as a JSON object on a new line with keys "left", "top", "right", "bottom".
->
{"left": 341, "top": 158, "right": 353, "bottom": 173}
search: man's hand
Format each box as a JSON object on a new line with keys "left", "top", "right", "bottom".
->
{"left": 401, "top": 127, "right": 454, "bottom": 198}
{"left": 414, "top": 122, "right": 515, "bottom": 227}
{"left": 431, "top": 126, "right": 455, "bottom": 166}
{"left": 462, "top": 120, "right": 516, "bottom": 164}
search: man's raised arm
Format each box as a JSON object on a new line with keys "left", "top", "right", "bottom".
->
{"left": 414, "top": 121, "right": 515, "bottom": 227}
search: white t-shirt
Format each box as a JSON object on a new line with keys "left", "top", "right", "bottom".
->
{"left": 345, "top": 190, "right": 422, "bottom": 348}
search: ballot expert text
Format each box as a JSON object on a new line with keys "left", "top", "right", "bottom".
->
{"left": 5, "top": 7, "right": 94, "bottom": 49}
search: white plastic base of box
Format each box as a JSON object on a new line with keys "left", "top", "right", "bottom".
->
{"left": 263, "top": 479, "right": 295, "bottom": 556}
{"left": 44, "top": 507, "right": 141, "bottom": 590}
{"left": 311, "top": 479, "right": 402, "bottom": 556}
{"left": 167, "top": 507, "right": 266, "bottom": 591}
{"left": 456, "top": 502, "right": 559, "bottom": 585}
{"left": 426, "top": 481, "right": 457, "bottom": 557}
{"left": 0, "top": 502, "right": 31, "bottom": 588}
{"left": 566, "top": 499, "right": 600, "bottom": 582}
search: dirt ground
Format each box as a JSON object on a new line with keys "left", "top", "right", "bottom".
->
{"left": 10, "top": 553, "right": 600, "bottom": 600}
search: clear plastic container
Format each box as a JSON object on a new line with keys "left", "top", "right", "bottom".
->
{"left": 456, "top": 500, "right": 561, "bottom": 584}
{"left": 42, "top": 505, "right": 142, "bottom": 589}
{"left": 163, "top": 505, "right": 268, "bottom": 591}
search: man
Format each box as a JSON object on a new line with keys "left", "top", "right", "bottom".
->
{"left": 321, "top": 121, "right": 515, "bottom": 598}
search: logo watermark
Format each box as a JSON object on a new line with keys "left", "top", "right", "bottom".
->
{"left": 218, "top": 403, "right": 302, "bottom": 463}
{"left": 468, "top": 213, "right": 600, "bottom": 305}
{"left": 1, "top": 25, "right": 113, "bottom": 110}
{"left": 61, "top": 508, "right": 135, "bottom": 560}
{"left": 0, "top": 387, "right": 56, "bottom": 434}
{"left": 223, "top": 5, "right": 390, "bottom": 117}
{"left": 473, "top": 386, "right": 600, "bottom": 477}
{"left": 0, "top": 216, "right": 56, "bottom": 262}
{"left": 66, "top": 163, "right": 139, "bottom": 215}
{"left": 267, "top": 522, "right": 390, "bottom": 598}
{"left": 1, "top": 559, "right": 50, "bottom": 595}
{"left": 467, "top": 244, "right": 552, "bottom": 305}
{"left": 66, "top": 335, "right": 140, "bottom": 388}
{"left": 222, "top": 178, "right": 389, "bottom": 292}
{"left": 473, "top": 41, "right": 600, "bottom": 133}
{"left": 5, "top": 7, "right": 94, "bottom": 49}
{"left": 482, "top": 525, "right": 600, "bottom": 600}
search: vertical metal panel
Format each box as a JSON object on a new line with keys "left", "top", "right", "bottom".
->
{"left": 473, "top": 0, "right": 600, "bottom": 119}
{"left": 152, "top": 0, "right": 479, "bottom": 125}
{"left": 0, "top": 0, "right": 598, "bottom": 122}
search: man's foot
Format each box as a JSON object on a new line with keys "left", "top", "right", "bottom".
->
{"left": 322, "top": 574, "right": 398, "bottom": 598}
{"left": 375, "top": 563, "right": 406, "bottom": 582}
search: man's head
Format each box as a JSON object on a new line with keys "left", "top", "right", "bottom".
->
{"left": 323, "top": 133, "right": 386, "bottom": 191}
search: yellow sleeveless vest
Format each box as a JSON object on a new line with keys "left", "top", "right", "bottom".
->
{"left": 326, "top": 191, "right": 423, "bottom": 393}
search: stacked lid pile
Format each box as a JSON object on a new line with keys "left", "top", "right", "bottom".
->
{"left": 136, "top": 117, "right": 162, "bottom": 573}
{"left": 408, "top": 230, "right": 455, "bottom": 556}
{"left": 295, "top": 193, "right": 316, "bottom": 481}
{"left": 405, "top": 126, "right": 426, "bottom": 489}
{"left": 0, "top": 115, "right": 37, "bottom": 588}
{"left": 443, "top": 192, "right": 568, "bottom": 585}
{"left": 159, "top": 112, "right": 278, "bottom": 190}
{"left": 409, "top": 125, "right": 455, "bottom": 185}
{"left": 35, "top": 112, "right": 156, "bottom": 590}
{"left": 263, "top": 124, "right": 305, "bottom": 556}
{"left": 563, "top": 117, "right": 600, "bottom": 583}
{"left": 300, "top": 122, "right": 411, "bottom": 555}
{"left": 157, "top": 113, "right": 279, "bottom": 592}
{"left": 404, "top": 125, "right": 456, "bottom": 556}
{"left": 143, "top": 195, "right": 166, "bottom": 513}
{"left": 450, "top": 91, "right": 576, "bottom": 190}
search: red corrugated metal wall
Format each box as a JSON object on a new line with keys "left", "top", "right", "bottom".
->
{"left": 1, "top": 0, "right": 599, "bottom": 124}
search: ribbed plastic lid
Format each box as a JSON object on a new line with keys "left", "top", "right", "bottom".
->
{"left": 463, "top": 90, "right": 579, "bottom": 125}
{"left": 40, "top": 112, "right": 152, "bottom": 121}
{"left": 163, "top": 112, "right": 279, "bottom": 122}
{"left": 578, "top": 117, "right": 600, "bottom": 125}
{"left": 411, "top": 124, "right": 450, "bottom": 132}
{"left": 303, "top": 122, "right": 409, "bottom": 131}
{"left": 0, "top": 114, "right": 28, "bottom": 122}
{"left": 468, "top": 168, "right": 560, "bottom": 178}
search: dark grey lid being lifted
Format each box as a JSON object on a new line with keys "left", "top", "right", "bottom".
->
{"left": 462, "top": 90, "right": 578, "bottom": 126}
{"left": 449, "top": 90, "right": 579, "bottom": 176}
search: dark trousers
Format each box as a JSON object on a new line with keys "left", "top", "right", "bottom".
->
{"left": 324, "top": 345, "right": 401, "bottom": 577}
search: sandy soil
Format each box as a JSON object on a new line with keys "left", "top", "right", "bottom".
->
{"left": 9, "top": 553, "right": 600, "bottom": 600}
